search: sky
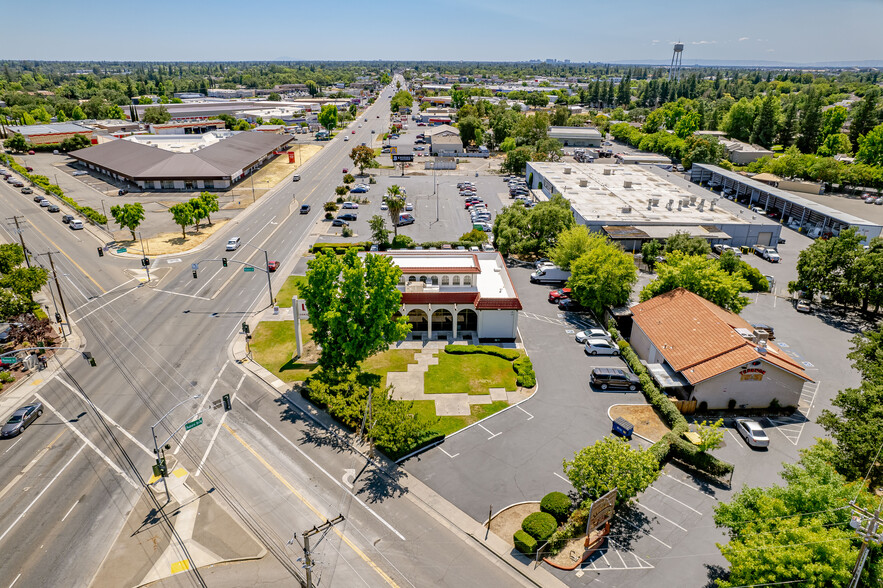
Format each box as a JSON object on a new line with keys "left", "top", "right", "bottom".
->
{"left": 3, "top": 0, "right": 882, "bottom": 64}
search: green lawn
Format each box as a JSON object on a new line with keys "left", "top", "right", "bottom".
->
{"left": 424, "top": 351, "right": 518, "bottom": 395}
{"left": 275, "top": 276, "right": 308, "bottom": 308}
{"left": 410, "top": 400, "right": 510, "bottom": 436}
{"left": 361, "top": 349, "right": 419, "bottom": 389}
{"left": 249, "top": 320, "right": 317, "bottom": 382}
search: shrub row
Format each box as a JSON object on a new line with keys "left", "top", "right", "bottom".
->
{"left": 443, "top": 344, "right": 520, "bottom": 361}
{"left": 513, "top": 355, "right": 536, "bottom": 388}
{"left": 513, "top": 530, "right": 537, "bottom": 556}
{"left": 608, "top": 320, "right": 734, "bottom": 479}
{"left": 0, "top": 154, "right": 107, "bottom": 225}
{"left": 310, "top": 242, "right": 371, "bottom": 254}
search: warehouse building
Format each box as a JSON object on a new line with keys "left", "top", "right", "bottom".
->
{"left": 548, "top": 126, "right": 602, "bottom": 147}
{"left": 6, "top": 122, "right": 94, "bottom": 145}
{"left": 526, "top": 162, "right": 782, "bottom": 248}
{"left": 68, "top": 131, "right": 291, "bottom": 191}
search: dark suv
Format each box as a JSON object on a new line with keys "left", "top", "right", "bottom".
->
{"left": 590, "top": 368, "right": 640, "bottom": 391}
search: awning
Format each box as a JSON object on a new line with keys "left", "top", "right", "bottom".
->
{"left": 646, "top": 362, "right": 690, "bottom": 389}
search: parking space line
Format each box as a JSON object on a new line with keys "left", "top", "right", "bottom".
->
{"left": 517, "top": 405, "right": 534, "bottom": 420}
{"left": 477, "top": 423, "right": 501, "bottom": 440}
{"left": 648, "top": 486, "right": 702, "bottom": 515}
{"left": 600, "top": 551, "right": 611, "bottom": 567}
{"left": 439, "top": 447, "right": 459, "bottom": 459}
{"left": 619, "top": 518, "right": 671, "bottom": 549}
{"left": 608, "top": 539, "right": 655, "bottom": 569}
{"left": 727, "top": 428, "right": 744, "bottom": 448}
{"left": 553, "top": 472, "right": 570, "bottom": 485}
{"left": 661, "top": 472, "right": 719, "bottom": 500}
{"left": 635, "top": 502, "right": 688, "bottom": 531}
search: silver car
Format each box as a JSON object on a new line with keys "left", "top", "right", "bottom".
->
{"left": 575, "top": 328, "right": 612, "bottom": 344}
{"left": 1, "top": 402, "right": 43, "bottom": 438}
{"left": 735, "top": 418, "right": 769, "bottom": 448}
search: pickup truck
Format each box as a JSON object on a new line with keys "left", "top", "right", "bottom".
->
{"left": 754, "top": 245, "right": 780, "bottom": 263}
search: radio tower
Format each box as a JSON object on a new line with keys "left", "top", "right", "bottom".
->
{"left": 669, "top": 42, "right": 684, "bottom": 81}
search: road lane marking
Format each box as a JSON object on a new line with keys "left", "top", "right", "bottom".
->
{"left": 0, "top": 443, "right": 85, "bottom": 545}
{"left": 237, "top": 398, "right": 405, "bottom": 541}
{"left": 3, "top": 438, "right": 22, "bottom": 454}
{"left": 0, "top": 430, "right": 65, "bottom": 503}
{"left": 61, "top": 499, "right": 79, "bottom": 522}
{"left": 52, "top": 377, "right": 153, "bottom": 458}
{"left": 23, "top": 220, "right": 105, "bottom": 293}
{"left": 194, "top": 391, "right": 237, "bottom": 477}
{"left": 74, "top": 287, "right": 137, "bottom": 319}
{"left": 222, "top": 423, "right": 401, "bottom": 587}
{"left": 70, "top": 278, "right": 136, "bottom": 312}
{"left": 635, "top": 502, "right": 688, "bottom": 532}
{"left": 153, "top": 289, "right": 210, "bottom": 301}
{"left": 35, "top": 394, "right": 138, "bottom": 489}
{"left": 648, "top": 486, "right": 702, "bottom": 515}
{"left": 175, "top": 361, "right": 228, "bottom": 454}
{"left": 9, "top": 573, "right": 21, "bottom": 588}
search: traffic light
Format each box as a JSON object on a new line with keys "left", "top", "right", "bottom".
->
{"left": 82, "top": 352, "right": 96, "bottom": 367}
{"left": 192, "top": 270, "right": 198, "bottom": 279}
{"left": 152, "top": 457, "right": 168, "bottom": 477}
{"left": 97, "top": 247, "right": 104, "bottom": 257}
{"left": 242, "top": 322, "right": 250, "bottom": 334}
{"left": 55, "top": 312, "right": 62, "bottom": 323}
{"left": 222, "top": 393, "right": 232, "bottom": 412}
{"left": 222, "top": 257, "right": 228, "bottom": 267}
{"left": 141, "top": 258, "right": 150, "bottom": 267}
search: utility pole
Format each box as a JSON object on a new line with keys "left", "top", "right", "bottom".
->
{"left": 45, "top": 252, "right": 69, "bottom": 336}
{"left": 298, "top": 515, "right": 345, "bottom": 588}
{"left": 7, "top": 216, "right": 31, "bottom": 268}
{"left": 434, "top": 164, "right": 438, "bottom": 223}
{"left": 139, "top": 232, "right": 150, "bottom": 282}
{"left": 848, "top": 500, "right": 883, "bottom": 588}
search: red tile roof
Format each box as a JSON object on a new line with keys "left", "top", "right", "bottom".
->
{"left": 631, "top": 288, "right": 811, "bottom": 384}
{"left": 475, "top": 297, "right": 522, "bottom": 310}
{"left": 398, "top": 266, "right": 481, "bottom": 274}
{"left": 400, "top": 292, "right": 523, "bottom": 310}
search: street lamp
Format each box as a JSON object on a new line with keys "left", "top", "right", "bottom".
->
{"left": 151, "top": 394, "right": 200, "bottom": 503}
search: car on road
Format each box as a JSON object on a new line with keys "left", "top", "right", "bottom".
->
{"left": 735, "top": 418, "right": 769, "bottom": 448}
{"left": 39, "top": 199, "right": 51, "bottom": 207}
{"left": 299, "top": 204, "right": 311, "bottom": 214}
{"left": 33, "top": 194, "right": 44, "bottom": 202}
{"left": 118, "top": 188, "right": 128, "bottom": 196}
{"left": 351, "top": 130, "right": 356, "bottom": 134}
{"left": 72, "top": 170, "right": 88, "bottom": 176}
{"left": 70, "top": 219, "right": 84, "bottom": 230}
{"left": 575, "top": 328, "right": 612, "bottom": 344}
{"left": 47, "top": 204, "right": 60, "bottom": 213}
{"left": 796, "top": 299, "right": 812, "bottom": 313}
{"left": 866, "top": 195, "right": 877, "bottom": 204}
{"left": 405, "top": 203, "right": 413, "bottom": 211}
{"left": 1, "top": 403, "right": 43, "bottom": 438}
{"left": 414, "top": 146, "right": 424, "bottom": 151}
{"left": 344, "top": 136, "right": 349, "bottom": 141}
{"left": 337, "top": 213, "right": 358, "bottom": 221}
{"left": 226, "top": 237, "right": 241, "bottom": 251}
{"left": 331, "top": 218, "right": 349, "bottom": 227}
{"left": 342, "top": 168, "right": 348, "bottom": 173}
{"left": 548, "top": 288, "right": 571, "bottom": 302}
{"left": 584, "top": 339, "right": 620, "bottom": 356}
{"left": 877, "top": 197, "right": 883, "bottom": 205}
{"left": 62, "top": 214, "right": 74, "bottom": 224}
{"left": 21, "top": 186, "right": 33, "bottom": 194}
{"left": 267, "top": 261, "right": 280, "bottom": 272}
{"left": 292, "top": 174, "right": 301, "bottom": 182}
{"left": 590, "top": 367, "right": 639, "bottom": 391}
{"left": 371, "top": 129, "right": 375, "bottom": 134}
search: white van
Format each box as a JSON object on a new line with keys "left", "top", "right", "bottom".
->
{"left": 530, "top": 265, "right": 571, "bottom": 284}
{"left": 69, "top": 219, "right": 84, "bottom": 230}
{"left": 226, "top": 237, "right": 241, "bottom": 251}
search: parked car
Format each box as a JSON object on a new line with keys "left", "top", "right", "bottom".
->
{"left": 559, "top": 298, "right": 587, "bottom": 312}
{"left": 397, "top": 214, "right": 415, "bottom": 226}
{"left": 548, "top": 288, "right": 571, "bottom": 302}
{"left": 342, "top": 201, "right": 360, "bottom": 208}
{"left": 337, "top": 213, "right": 357, "bottom": 222}
{"left": 1, "top": 403, "right": 43, "bottom": 438}
{"left": 344, "top": 136, "right": 350, "bottom": 141}
{"left": 405, "top": 203, "right": 413, "bottom": 211}
{"left": 796, "top": 299, "right": 812, "bottom": 313}
{"left": 590, "top": 367, "right": 639, "bottom": 391}
{"left": 865, "top": 195, "right": 877, "bottom": 204}
{"left": 342, "top": 168, "right": 348, "bottom": 173}
{"left": 735, "top": 418, "right": 769, "bottom": 448}
{"left": 62, "top": 214, "right": 74, "bottom": 224}
{"left": 585, "top": 339, "right": 619, "bottom": 355}
{"left": 575, "top": 328, "right": 612, "bottom": 344}
{"left": 349, "top": 185, "right": 369, "bottom": 193}
{"left": 267, "top": 261, "right": 280, "bottom": 272}
{"left": 21, "top": 186, "right": 33, "bottom": 194}
{"left": 69, "top": 219, "right": 84, "bottom": 230}
{"left": 39, "top": 199, "right": 51, "bottom": 207}
{"left": 380, "top": 203, "right": 388, "bottom": 211}
{"left": 72, "top": 170, "right": 88, "bottom": 176}
{"left": 226, "top": 237, "right": 241, "bottom": 251}
{"left": 531, "top": 266, "right": 571, "bottom": 284}
{"left": 331, "top": 218, "right": 349, "bottom": 227}
{"left": 118, "top": 188, "right": 128, "bottom": 196}
{"left": 47, "top": 205, "right": 60, "bottom": 213}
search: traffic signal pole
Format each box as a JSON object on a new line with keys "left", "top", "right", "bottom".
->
{"left": 45, "top": 252, "right": 69, "bottom": 336}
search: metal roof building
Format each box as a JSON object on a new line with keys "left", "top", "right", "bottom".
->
{"left": 691, "top": 164, "right": 882, "bottom": 242}
{"left": 69, "top": 131, "right": 291, "bottom": 191}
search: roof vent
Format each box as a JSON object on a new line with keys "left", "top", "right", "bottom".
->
{"left": 666, "top": 199, "right": 673, "bottom": 211}
{"left": 579, "top": 179, "right": 587, "bottom": 187}
{"left": 603, "top": 167, "right": 613, "bottom": 176}
{"left": 623, "top": 180, "right": 632, "bottom": 188}
{"left": 564, "top": 167, "right": 571, "bottom": 174}
{"left": 710, "top": 199, "right": 717, "bottom": 211}
{"left": 622, "top": 206, "right": 632, "bottom": 213}
{"left": 753, "top": 329, "right": 770, "bottom": 345}
{"left": 756, "top": 340, "right": 768, "bottom": 354}
{"left": 689, "top": 195, "right": 697, "bottom": 206}
{"left": 677, "top": 199, "right": 683, "bottom": 211}
{"left": 698, "top": 198, "right": 705, "bottom": 211}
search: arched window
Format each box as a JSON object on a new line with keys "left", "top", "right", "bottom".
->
{"left": 441, "top": 276, "right": 449, "bottom": 285}
{"left": 408, "top": 276, "right": 416, "bottom": 282}
{"left": 420, "top": 276, "right": 427, "bottom": 283}
{"left": 453, "top": 276, "right": 460, "bottom": 286}
{"left": 464, "top": 275, "right": 472, "bottom": 286}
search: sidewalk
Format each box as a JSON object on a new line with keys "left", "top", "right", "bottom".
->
{"left": 228, "top": 328, "right": 566, "bottom": 588}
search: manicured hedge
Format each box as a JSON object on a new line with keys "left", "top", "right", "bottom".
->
{"left": 513, "top": 355, "right": 536, "bottom": 388}
{"left": 310, "top": 242, "right": 370, "bottom": 254}
{"left": 522, "top": 511, "right": 557, "bottom": 542}
{"left": 669, "top": 435, "right": 735, "bottom": 478}
{"left": 540, "top": 492, "right": 571, "bottom": 524}
{"left": 443, "top": 344, "right": 520, "bottom": 361}
{"left": 513, "top": 530, "right": 537, "bottom": 555}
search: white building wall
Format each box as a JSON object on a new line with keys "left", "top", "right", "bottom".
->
{"left": 691, "top": 362, "right": 805, "bottom": 410}
{"left": 478, "top": 310, "right": 517, "bottom": 339}
{"left": 628, "top": 323, "right": 663, "bottom": 363}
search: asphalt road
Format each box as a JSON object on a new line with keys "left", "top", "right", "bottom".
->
{"left": 0, "top": 78, "right": 526, "bottom": 588}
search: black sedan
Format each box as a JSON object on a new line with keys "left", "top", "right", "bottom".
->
{"left": 1, "top": 402, "right": 43, "bottom": 438}
{"left": 558, "top": 298, "right": 587, "bottom": 312}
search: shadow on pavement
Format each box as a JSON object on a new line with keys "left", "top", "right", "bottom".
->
{"left": 812, "top": 305, "right": 877, "bottom": 334}
{"left": 274, "top": 396, "right": 350, "bottom": 454}
{"left": 703, "top": 563, "right": 728, "bottom": 588}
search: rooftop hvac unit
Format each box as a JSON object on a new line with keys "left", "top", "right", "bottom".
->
{"left": 710, "top": 199, "right": 717, "bottom": 211}
{"left": 689, "top": 195, "right": 697, "bottom": 205}
{"left": 698, "top": 198, "right": 705, "bottom": 211}
{"left": 677, "top": 199, "right": 683, "bottom": 211}
{"left": 603, "top": 168, "right": 613, "bottom": 176}
{"left": 564, "top": 167, "right": 571, "bottom": 174}
{"left": 623, "top": 180, "right": 633, "bottom": 188}
{"left": 621, "top": 206, "right": 632, "bottom": 213}
{"left": 579, "top": 179, "right": 587, "bottom": 187}
{"left": 666, "top": 199, "right": 674, "bottom": 211}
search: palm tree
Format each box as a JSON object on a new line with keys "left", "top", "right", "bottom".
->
{"left": 386, "top": 185, "right": 406, "bottom": 238}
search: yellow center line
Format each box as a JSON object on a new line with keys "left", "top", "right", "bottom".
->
{"left": 222, "top": 423, "right": 399, "bottom": 588}
{"left": 25, "top": 220, "right": 106, "bottom": 293}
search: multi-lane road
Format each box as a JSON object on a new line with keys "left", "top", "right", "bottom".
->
{"left": 0, "top": 80, "right": 529, "bottom": 587}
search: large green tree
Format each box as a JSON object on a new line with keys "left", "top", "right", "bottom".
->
{"left": 563, "top": 436, "right": 659, "bottom": 508}
{"left": 566, "top": 236, "right": 637, "bottom": 315}
{"left": 0, "top": 267, "right": 48, "bottom": 302}
{"left": 749, "top": 93, "right": 780, "bottom": 148}
{"left": 3, "top": 133, "right": 28, "bottom": 152}
{"left": 501, "top": 146, "right": 534, "bottom": 174}
{"left": 198, "top": 192, "right": 219, "bottom": 225}
{"left": 457, "top": 115, "right": 484, "bottom": 146}
{"left": 664, "top": 231, "right": 711, "bottom": 256}
{"left": 169, "top": 202, "right": 194, "bottom": 239}
{"left": 142, "top": 105, "right": 171, "bottom": 124}
{"left": 640, "top": 251, "right": 751, "bottom": 312}
{"left": 109, "top": 203, "right": 145, "bottom": 241}
{"left": 390, "top": 90, "right": 413, "bottom": 113}
{"left": 849, "top": 89, "right": 879, "bottom": 151}
{"left": 385, "top": 185, "right": 406, "bottom": 238}
{"left": 301, "top": 250, "right": 411, "bottom": 374}
{"left": 721, "top": 98, "right": 756, "bottom": 142}
{"left": 856, "top": 124, "right": 883, "bottom": 167}
{"left": 318, "top": 104, "right": 338, "bottom": 133}
{"left": 349, "top": 145, "right": 378, "bottom": 175}
{"left": 550, "top": 225, "right": 596, "bottom": 271}
{"left": 796, "top": 89, "right": 824, "bottom": 154}
{"left": 0, "top": 243, "right": 26, "bottom": 275}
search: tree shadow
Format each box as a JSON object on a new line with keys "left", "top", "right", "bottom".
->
{"left": 665, "top": 462, "right": 729, "bottom": 500}
{"left": 274, "top": 395, "right": 352, "bottom": 455}
{"left": 609, "top": 505, "right": 653, "bottom": 552}
{"left": 354, "top": 460, "right": 409, "bottom": 504}
{"left": 812, "top": 305, "right": 877, "bottom": 335}
{"left": 703, "top": 563, "right": 728, "bottom": 588}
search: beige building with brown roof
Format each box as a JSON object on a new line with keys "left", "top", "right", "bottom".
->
{"left": 629, "top": 288, "right": 812, "bottom": 410}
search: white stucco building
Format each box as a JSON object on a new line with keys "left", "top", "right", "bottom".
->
{"left": 374, "top": 251, "right": 522, "bottom": 342}
{"left": 629, "top": 288, "right": 812, "bottom": 410}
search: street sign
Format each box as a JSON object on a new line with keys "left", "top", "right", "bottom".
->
{"left": 1, "top": 357, "right": 19, "bottom": 365}
{"left": 191, "top": 263, "right": 198, "bottom": 271}
{"left": 243, "top": 266, "right": 255, "bottom": 272}
{"left": 184, "top": 417, "right": 203, "bottom": 431}
{"left": 117, "top": 247, "right": 127, "bottom": 253}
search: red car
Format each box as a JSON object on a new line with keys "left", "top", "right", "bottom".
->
{"left": 267, "top": 261, "right": 280, "bottom": 272}
{"left": 342, "top": 168, "right": 348, "bottom": 173}
{"left": 548, "top": 288, "right": 572, "bottom": 302}
{"left": 351, "top": 130, "right": 356, "bottom": 134}
{"left": 27, "top": 150, "right": 35, "bottom": 155}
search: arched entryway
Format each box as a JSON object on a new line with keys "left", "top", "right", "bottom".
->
{"left": 457, "top": 309, "right": 478, "bottom": 338}
{"left": 407, "top": 309, "right": 428, "bottom": 333}
{"left": 432, "top": 309, "right": 453, "bottom": 334}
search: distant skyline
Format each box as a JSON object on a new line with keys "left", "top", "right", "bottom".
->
{"left": 4, "top": 0, "right": 882, "bottom": 64}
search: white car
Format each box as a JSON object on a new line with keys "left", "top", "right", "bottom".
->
{"left": 735, "top": 418, "right": 769, "bottom": 448}
{"left": 226, "top": 237, "right": 241, "bottom": 251}
{"left": 72, "top": 170, "right": 88, "bottom": 176}
{"left": 405, "top": 203, "right": 413, "bottom": 211}
{"left": 796, "top": 299, "right": 812, "bottom": 313}
{"left": 342, "top": 202, "right": 359, "bottom": 209}
{"left": 380, "top": 203, "right": 388, "bottom": 211}
{"left": 584, "top": 339, "right": 620, "bottom": 356}
{"left": 344, "top": 136, "right": 350, "bottom": 141}
{"left": 575, "top": 329, "right": 612, "bottom": 344}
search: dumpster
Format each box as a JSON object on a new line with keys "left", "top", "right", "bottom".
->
{"left": 612, "top": 417, "right": 634, "bottom": 439}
